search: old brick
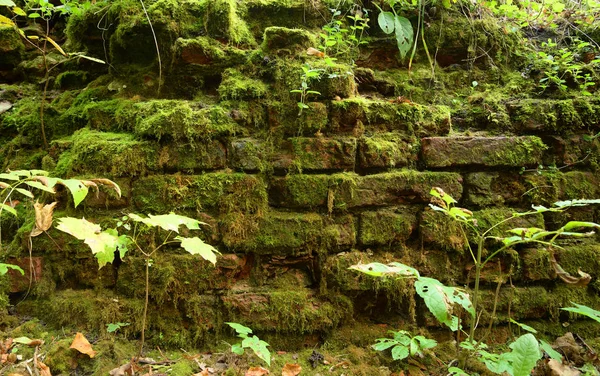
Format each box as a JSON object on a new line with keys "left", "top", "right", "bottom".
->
{"left": 421, "top": 136, "right": 546, "bottom": 168}
{"left": 358, "top": 134, "right": 419, "bottom": 169}
{"left": 351, "top": 171, "right": 463, "bottom": 207}
{"left": 272, "top": 137, "right": 357, "bottom": 171}
{"left": 359, "top": 207, "right": 418, "bottom": 246}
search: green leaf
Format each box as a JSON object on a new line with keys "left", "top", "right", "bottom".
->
{"left": 106, "top": 322, "right": 130, "bottom": 333}
{"left": 561, "top": 303, "right": 600, "bottom": 323}
{"left": 372, "top": 339, "right": 398, "bottom": 351}
{"left": 13, "top": 337, "right": 33, "bottom": 344}
{"left": 128, "top": 213, "right": 205, "bottom": 233}
{"left": 15, "top": 188, "right": 34, "bottom": 198}
{"left": 539, "top": 340, "right": 562, "bottom": 361}
{"left": 0, "top": 203, "right": 17, "bottom": 216}
{"left": 448, "top": 367, "right": 471, "bottom": 376}
{"left": 560, "top": 221, "right": 600, "bottom": 232}
{"left": 349, "top": 262, "right": 420, "bottom": 278}
{"left": 59, "top": 179, "right": 89, "bottom": 207}
{"left": 377, "top": 11, "right": 395, "bottom": 34}
{"left": 56, "top": 217, "right": 102, "bottom": 240}
{"left": 394, "top": 16, "right": 413, "bottom": 59}
{"left": 416, "top": 336, "right": 437, "bottom": 350}
{"left": 0, "top": 173, "right": 19, "bottom": 181}
{"left": 509, "top": 318, "right": 537, "bottom": 333}
{"left": 176, "top": 236, "right": 219, "bottom": 265}
{"left": 28, "top": 12, "right": 40, "bottom": 18}
{"left": 0, "top": 0, "right": 16, "bottom": 6}
{"left": 24, "top": 180, "right": 56, "bottom": 194}
{"left": 414, "top": 277, "right": 474, "bottom": 331}
{"left": 226, "top": 322, "right": 253, "bottom": 335}
{"left": 391, "top": 345, "right": 409, "bottom": 360}
{"left": 0, "top": 263, "right": 24, "bottom": 275}
{"left": 508, "top": 333, "right": 541, "bottom": 376}
{"left": 231, "top": 343, "right": 244, "bottom": 355}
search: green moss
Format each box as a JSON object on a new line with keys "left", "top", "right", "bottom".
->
{"left": 204, "top": 0, "right": 255, "bottom": 45}
{"left": 0, "top": 25, "right": 24, "bottom": 68}
{"left": 267, "top": 100, "right": 329, "bottom": 136}
{"left": 329, "top": 98, "right": 451, "bottom": 136}
{"left": 509, "top": 98, "right": 600, "bottom": 134}
{"left": 133, "top": 100, "right": 241, "bottom": 142}
{"left": 218, "top": 68, "right": 268, "bottom": 100}
{"left": 261, "top": 26, "right": 317, "bottom": 55}
{"left": 359, "top": 208, "right": 417, "bottom": 247}
{"left": 270, "top": 173, "right": 358, "bottom": 210}
{"left": 133, "top": 173, "right": 268, "bottom": 215}
{"left": 54, "top": 71, "right": 90, "bottom": 89}
{"left": 222, "top": 211, "right": 324, "bottom": 253}
{"left": 223, "top": 288, "right": 351, "bottom": 333}
{"left": 53, "top": 128, "right": 158, "bottom": 177}
{"left": 358, "top": 133, "right": 419, "bottom": 169}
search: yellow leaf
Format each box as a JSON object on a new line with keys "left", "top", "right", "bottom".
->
{"left": 45, "top": 36, "right": 67, "bottom": 57}
{"left": 0, "top": 14, "right": 15, "bottom": 27}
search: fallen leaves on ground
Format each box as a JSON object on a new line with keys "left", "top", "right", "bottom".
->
{"left": 282, "top": 363, "right": 301, "bottom": 376}
{"left": 37, "top": 361, "right": 52, "bottom": 376}
{"left": 245, "top": 366, "right": 269, "bottom": 376}
{"left": 547, "top": 359, "right": 581, "bottom": 376}
{"left": 69, "top": 332, "right": 96, "bottom": 358}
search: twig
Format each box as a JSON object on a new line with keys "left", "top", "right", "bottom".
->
{"left": 139, "top": 0, "right": 162, "bottom": 95}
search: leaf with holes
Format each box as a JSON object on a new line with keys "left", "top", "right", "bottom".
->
{"left": 394, "top": 16, "right": 413, "bottom": 59}
{"left": 414, "top": 277, "right": 474, "bottom": 331}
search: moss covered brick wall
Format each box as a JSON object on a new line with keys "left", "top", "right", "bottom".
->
{"left": 1, "top": 0, "right": 600, "bottom": 349}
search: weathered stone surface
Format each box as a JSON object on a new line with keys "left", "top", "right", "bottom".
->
{"left": 269, "top": 173, "right": 357, "bottom": 210}
{"left": 221, "top": 211, "right": 323, "bottom": 253}
{"left": 464, "top": 172, "right": 527, "bottom": 207}
{"left": 261, "top": 27, "right": 316, "bottom": 55}
{"left": 267, "top": 101, "right": 328, "bottom": 136}
{"left": 358, "top": 134, "right": 419, "bottom": 169}
{"left": 351, "top": 171, "right": 463, "bottom": 206}
{"left": 323, "top": 215, "right": 357, "bottom": 249}
{"left": 359, "top": 207, "right": 418, "bottom": 246}
{"left": 272, "top": 137, "right": 357, "bottom": 171}
{"left": 522, "top": 171, "right": 600, "bottom": 205}
{"left": 420, "top": 207, "right": 544, "bottom": 252}
{"left": 508, "top": 98, "right": 600, "bottom": 133}
{"left": 329, "top": 98, "right": 451, "bottom": 136}
{"left": 0, "top": 25, "right": 24, "bottom": 69}
{"left": 544, "top": 135, "right": 600, "bottom": 167}
{"left": 421, "top": 136, "right": 546, "bottom": 168}
{"left": 8, "top": 257, "right": 43, "bottom": 293}
{"left": 132, "top": 173, "right": 267, "bottom": 214}
{"left": 157, "top": 142, "right": 227, "bottom": 171}
{"left": 222, "top": 286, "right": 350, "bottom": 332}
{"left": 228, "top": 138, "right": 265, "bottom": 171}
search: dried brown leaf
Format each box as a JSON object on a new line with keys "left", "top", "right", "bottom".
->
{"left": 551, "top": 253, "right": 591, "bottom": 286}
{"left": 282, "top": 363, "right": 301, "bottom": 376}
{"left": 192, "top": 370, "right": 210, "bottom": 376}
{"left": 306, "top": 47, "right": 325, "bottom": 58}
{"left": 31, "top": 201, "right": 57, "bottom": 237}
{"left": 109, "top": 362, "right": 134, "bottom": 376}
{"left": 245, "top": 366, "right": 269, "bottom": 376}
{"left": 38, "top": 361, "right": 52, "bottom": 376}
{"left": 69, "top": 332, "right": 96, "bottom": 358}
{"left": 547, "top": 359, "right": 581, "bottom": 376}
{"left": 0, "top": 182, "right": 9, "bottom": 189}
{"left": 90, "top": 178, "right": 122, "bottom": 199}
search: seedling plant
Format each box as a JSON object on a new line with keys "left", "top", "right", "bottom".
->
{"left": 226, "top": 322, "right": 271, "bottom": 366}
{"left": 352, "top": 187, "right": 600, "bottom": 375}
{"left": 56, "top": 211, "right": 220, "bottom": 354}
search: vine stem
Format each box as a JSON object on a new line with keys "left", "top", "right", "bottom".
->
{"left": 139, "top": 0, "right": 162, "bottom": 95}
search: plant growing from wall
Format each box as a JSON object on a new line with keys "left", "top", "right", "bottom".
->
{"left": 0, "top": 0, "right": 104, "bottom": 149}
{"left": 318, "top": 6, "right": 370, "bottom": 62}
{"left": 226, "top": 322, "right": 271, "bottom": 366}
{"left": 290, "top": 64, "right": 323, "bottom": 115}
{"left": 1, "top": 169, "right": 121, "bottom": 276}
{"left": 56, "top": 212, "right": 219, "bottom": 354}
{"left": 352, "top": 188, "right": 600, "bottom": 374}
